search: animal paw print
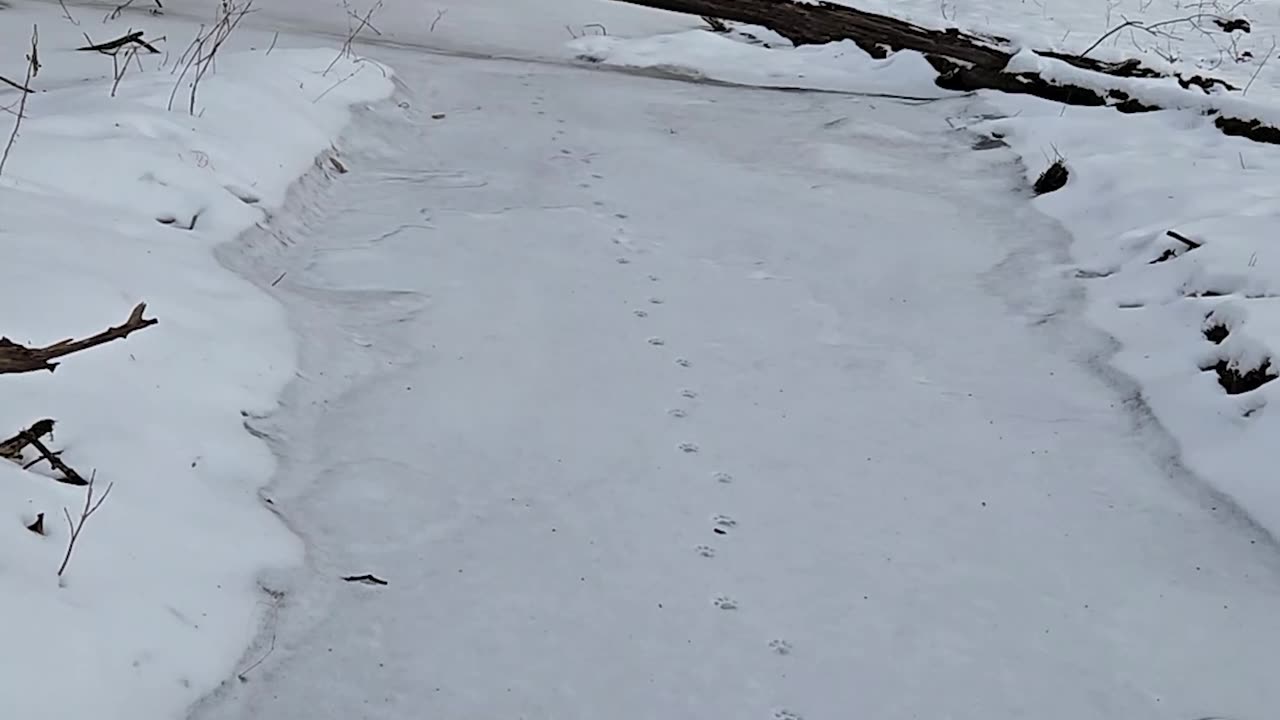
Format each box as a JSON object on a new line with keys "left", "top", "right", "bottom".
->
{"left": 713, "top": 471, "right": 733, "bottom": 484}
{"left": 675, "top": 357, "right": 692, "bottom": 368}
{"left": 668, "top": 408, "right": 688, "bottom": 418}
{"left": 713, "top": 595, "right": 738, "bottom": 610}
{"left": 648, "top": 274, "right": 660, "bottom": 282}
{"left": 773, "top": 710, "right": 803, "bottom": 720}
{"left": 680, "top": 389, "right": 698, "bottom": 399}
{"left": 616, "top": 257, "right": 632, "bottom": 265}
{"left": 633, "top": 309, "right": 648, "bottom": 318}
{"left": 648, "top": 297, "right": 664, "bottom": 305}
{"left": 647, "top": 337, "right": 666, "bottom": 346}
{"left": 712, "top": 514, "right": 737, "bottom": 529}
{"left": 695, "top": 545, "right": 716, "bottom": 558}
{"left": 678, "top": 442, "right": 700, "bottom": 454}
{"left": 769, "top": 639, "right": 792, "bottom": 655}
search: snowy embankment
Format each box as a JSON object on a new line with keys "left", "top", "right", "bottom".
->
{"left": 0, "top": 4, "right": 392, "bottom": 718}
{"left": 568, "top": 0, "right": 1280, "bottom": 537}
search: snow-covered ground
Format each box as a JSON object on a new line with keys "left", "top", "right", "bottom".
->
{"left": 188, "top": 42, "right": 1280, "bottom": 720}
{"left": 6, "top": 0, "right": 1280, "bottom": 718}
{"left": 566, "top": 0, "right": 1280, "bottom": 558}
{"left": 0, "top": 4, "right": 392, "bottom": 718}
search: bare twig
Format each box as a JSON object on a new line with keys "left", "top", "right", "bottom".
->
{"left": 58, "top": 0, "right": 80, "bottom": 25}
{"left": 58, "top": 470, "right": 114, "bottom": 578}
{"left": 170, "top": 0, "right": 255, "bottom": 114}
{"left": 1080, "top": 13, "right": 1233, "bottom": 57}
{"left": 0, "top": 302, "right": 158, "bottom": 375}
{"left": 107, "top": 0, "right": 164, "bottom": 21}
{"left": 1243, "top": 37, "right": 1276, "bottom": 96}
{"left": 237, "top": 632, "right": 276, "bottom": 681}
{"left": 0, "top": 26, "right": 38, "bottom": 179}
{"left": 430, "top": 9, "right": 447, "bottom": 32}
{"left": 325, "top": 0, "right": 382, "bottom": 75}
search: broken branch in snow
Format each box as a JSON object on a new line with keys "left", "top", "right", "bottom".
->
{"left": 1167, "top": 229, "right": 1203, "bottom": 249}
{"left": 604, "top": 0, "right": 1280, "bottom": 146}
{"left": 0, "top": 418, "right": 54, "bottom": 461}
{"left": 342, "top": 573, "right": 389, "bottom": 586}
{"left": 58, "top": 470, "right": 114, "bottom": 578}
{"left": 0, "top": 302, "right": 157, "bottom": 375}
{"left": 1, "top": 419, "right": 89, "bottom": 486}
{"left": 77, "top": 30, "right": 161, "bottom": 55}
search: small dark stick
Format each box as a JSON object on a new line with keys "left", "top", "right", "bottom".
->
{"left": 342, "top": 573, "right": 389, "bottom": 586}
{"left": 1167, "top": 230, "right": 1202, "bottom": 249}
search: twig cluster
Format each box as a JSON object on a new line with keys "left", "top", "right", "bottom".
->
{"left": 169, "top": 0, "right": 255, "bottom": 114}
{"left": 326, "top": 0, "right": 383, "bottom": 75}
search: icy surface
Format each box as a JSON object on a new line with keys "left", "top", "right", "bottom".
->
{"left": 191, "top": 44, "right": 1280, "bottom": 720}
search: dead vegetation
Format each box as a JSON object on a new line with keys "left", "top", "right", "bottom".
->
{"left": 1033, "top": 154, "right": 1068, "bottom": 195}
{"left": 169, "top": 0, "right": 255, "bottom": 114}
{"left": 1202, "top": 357, "right": 1278, "bottom": 394}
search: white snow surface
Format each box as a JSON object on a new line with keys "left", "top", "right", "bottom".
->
{"left": 185, "top": 43, "right": 1280, "bottom": 720}
{"left": 558, "top": 0, "right": 1280, "bottom": 558}
{"left": 0, "top": 4, "right": 393, "bottom": 719}
{"left": 9, "top": 0, "right": 1280, "bottom": 718}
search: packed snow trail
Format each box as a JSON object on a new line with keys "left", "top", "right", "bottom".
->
{"left": 194, "top": 48, "right": 1280, "bottom": 720}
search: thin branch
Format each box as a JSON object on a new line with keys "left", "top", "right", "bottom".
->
{"left": 57, "top": 0, "right": 80, "bottom": 25}
{"left": 0, "top": 26, "right": 38, "bottom": 179}
{"left": 57, "top": 471, "right": 114, "bottom": 578}
{"left": 430, "top": 9, "right": 447, "bottom": 32}
{"left": 325, "top": 0, "right": 382, "bottom": 75}
{"left": 1243, "top": 37, "right": 1276, "bottom": 96}
{"left": 77, "top": 30, "right": 161, "bottom": 55}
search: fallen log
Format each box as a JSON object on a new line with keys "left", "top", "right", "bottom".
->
{"left": 606, "top": 0, "right": 1280, "bottom": 145}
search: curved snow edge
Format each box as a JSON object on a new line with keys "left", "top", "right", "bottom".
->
{"left": 0, "top": 46, "right": 394, "bottom": 720}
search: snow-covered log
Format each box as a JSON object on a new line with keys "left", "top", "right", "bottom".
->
{"left": 607, "top": 0, "right": 1280, "bottom": 145}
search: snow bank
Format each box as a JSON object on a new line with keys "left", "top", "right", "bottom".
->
{"left": 559, "top": 10, "right": 1280, "bottom": 537}
{"left": 980, "top": 92, "right": 1280, "bottom": 535}
{"left": 0, "top": 7, "right": 393, "bottom": 719}
{"left": 567, "top": 29, "right": 956, "bottom": 98}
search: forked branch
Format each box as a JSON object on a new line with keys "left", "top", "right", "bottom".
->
{"left": 0, "top": 302, "right": 157, "bottom": 375}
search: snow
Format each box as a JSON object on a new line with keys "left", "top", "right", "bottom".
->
{"left": 187, "top": 50, "right": 1280, "bottom": 720}
{"left": 0, "top": 4, "right": 393, "bottom": 719}
{"left": 569, "top": 32, "right": 953, "bottom": 98}
{"left": 10, "top": 0, "right": 1280, "bottom": 718}
{"left": 562, "top": 1, "right": 1280, "bottom": 546}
